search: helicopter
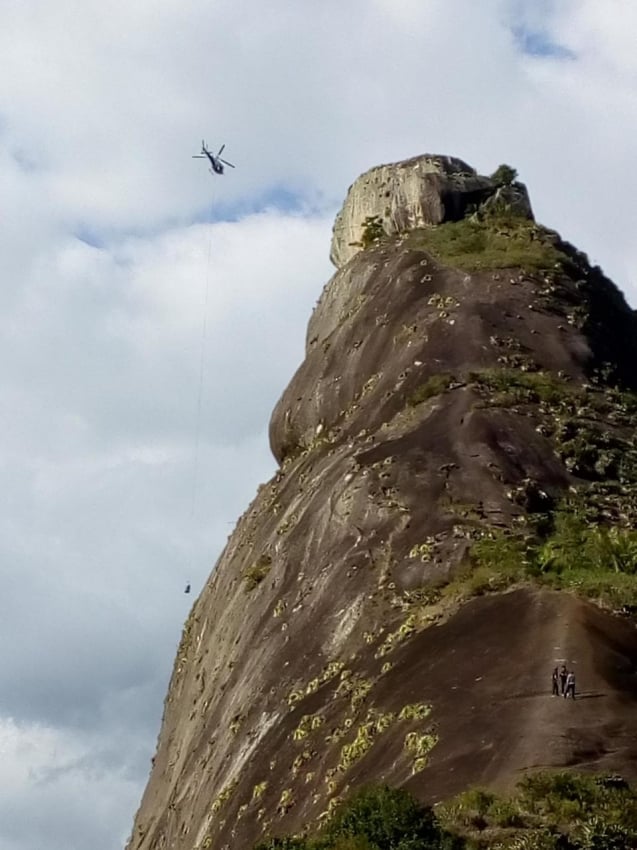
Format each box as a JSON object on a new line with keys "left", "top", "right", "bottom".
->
{"left": 192, "top": 140, "right": 235, "bottom": 175}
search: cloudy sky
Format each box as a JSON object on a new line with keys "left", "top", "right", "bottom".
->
{"left": 1, "top": 1, "right": 636, "bottom": 848}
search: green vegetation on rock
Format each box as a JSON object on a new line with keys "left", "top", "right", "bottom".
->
{"left": 254, "top": 785, "right": 454, "bottom": 850}
{"left": 437, "top": 771, "right": 637, "bottom": 849}
{"left": 404, "top": 730, "right": 439, "bottom": 773}
{"left": 406, "top": 215, "right": 566, "bottom": 272}
{"left": 430, "top": 366, "right": 637, "bottom": 607}
{"left": 337, "top": 711, "right": 396, "bottom": 773}
{"left": 375, "top": 614, "right": 417, "bottom": 658}
{"left": 469, "top": 370, "right": 637, "bottom": 489}
{"left": 254, "top": 774, "right": 637, "bottom": 850}
{"left": 469, "top": 498, "right": 637, "bottom": 608}
{"left": 398, "top": 703, "right": 431, "bottom": 721}
{"left": 211, "top": 777, "right": 239, "bottom": 813}
{"left": 407, "top": 375, "right": 453, "bottom": 407}
{"left": 490, "top": 164, "right": 518, "bottom": 187}
{"left": 469, "top": 369, "right": 572, "bottom": 407}
{"left": 293, "top": 713, "right": 325, "bottom": 741}
{"left": 356, "top": 216, "right": 386, "bottom": 249}
{"left": 243, "top": 554, "right": 273, "bottom": 591}
{"left": 375, "top": 365, "right": 637, "bottom": 610}
{"left": 253, "top": 781, "right": 268, "bottom": 801}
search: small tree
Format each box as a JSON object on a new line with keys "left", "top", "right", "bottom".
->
{"left": 490, "top": 164, "right": 518, "bottom": 187}
{"left": 359, "top": 216, "right": 385, "bottom": 248}
{"left": 321, "top": 785, "right": 443, "bottom": 850}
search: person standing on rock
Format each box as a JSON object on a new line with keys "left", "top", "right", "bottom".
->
{"left": 559, "top": 665, "right": 568, "bottom": 695}
{"left": 551, "top": 667, "right": 559, "bottom": 696}
{"left": 564, "top": 670, "right": 576, "bottom": 699}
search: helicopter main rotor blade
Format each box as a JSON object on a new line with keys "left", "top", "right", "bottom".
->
{"left": 217, "top": 144, "right": 225, "bottom": 156}
{"left": 192, "top": 155, "right": 207, "bottom": 158}
{"left": 219, "top": 158, "right": 235, "bottom": 168}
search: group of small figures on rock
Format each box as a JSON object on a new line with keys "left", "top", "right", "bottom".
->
{"left": 552, "top": 665, "right": 576, "bottom": 699}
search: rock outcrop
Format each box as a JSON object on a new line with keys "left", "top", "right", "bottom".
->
{"left": 126, "top": 156, "right": 637, "bottom": 850}
{"left": 329, "top": 155, "right": 533, "bottom": 267}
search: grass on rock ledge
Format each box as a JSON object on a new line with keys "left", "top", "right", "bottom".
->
{"left": 406, "top": 215, "right": 567, "bottom": 273}
{"left": 456, "top": 499, "right": 637, "bottom": 610}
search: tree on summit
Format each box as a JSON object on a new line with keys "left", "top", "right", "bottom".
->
{"left": 490, "top": 164, "right": 518, "bottom": 186}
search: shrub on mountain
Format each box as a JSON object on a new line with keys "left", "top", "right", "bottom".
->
{"left": 490, "top": 163, "right": 518, "bottom": 186}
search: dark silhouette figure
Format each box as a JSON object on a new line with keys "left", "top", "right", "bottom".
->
{"left": 551, "top": 667, "right": 559, "bottom": 696}
{"left": 559, "top": 665, "right": 568, "bottom": 695}
{"left": 184, "top": 583, "right": 191, "bottom": 594}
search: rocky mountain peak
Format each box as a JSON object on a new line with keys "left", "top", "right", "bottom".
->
{"left": 126, "top": 155, "right": 637, "bottom": 850}
{"left": 330, "top": 154, "right": 533, "bottom": 267}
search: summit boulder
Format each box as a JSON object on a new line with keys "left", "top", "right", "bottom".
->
{"left": 330, "top": 154, "right": 533, "bottom": 267}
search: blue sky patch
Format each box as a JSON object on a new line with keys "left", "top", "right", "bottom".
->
{"left": 512, "top": 25, "right": 575, "bottom": 60}
{"left": 199, "top": 184, "right": 322, "bottom": 225}
{"left": 75, "top": 227, "right": 106, "bottom": 250}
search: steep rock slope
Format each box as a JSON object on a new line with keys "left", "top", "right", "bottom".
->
{"left": 127, "top": 156, "right": 637, "bottom": 850}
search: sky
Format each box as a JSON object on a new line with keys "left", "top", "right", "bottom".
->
{"left": 1, "top": 1, "right": 636, "bottom": 848}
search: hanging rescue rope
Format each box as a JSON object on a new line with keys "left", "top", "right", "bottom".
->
{"left": 187, "top": 223, "right": 214, "bottom": 588}
{"left": 185, "top": 139, "right": 236, "bottom": 593}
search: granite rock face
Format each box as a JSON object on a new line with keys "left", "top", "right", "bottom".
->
{"left": 329, "top": 154, "right": 533, "bottom": 268}
{"left": 126, "top": 156, "right": 637, "bottom": 850}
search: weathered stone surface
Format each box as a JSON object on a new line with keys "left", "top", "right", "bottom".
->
{"left": 125, "top": 156, "right": 637, "bottom": 850}
{"left": 329, "top": 154, "right": 533, "bottom": 268}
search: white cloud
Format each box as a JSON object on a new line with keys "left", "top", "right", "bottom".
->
{"left": 551, "top": 0, "right": 637, "bottom": 77}
{"left": 0, "top": 207, "right": 330, "bottom": 689}
{"left": 0, "top": 196, "right": 330, "bottom": 848}
{"left": 0, "top": 2, "right": 636, "bottom": 848}
{"left": 0, "top": 717, "right": 140, "bottom": 850}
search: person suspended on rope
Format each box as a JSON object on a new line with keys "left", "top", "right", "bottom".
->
{"left": 184, "top": 583, "right": 191, "bottom": 594}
